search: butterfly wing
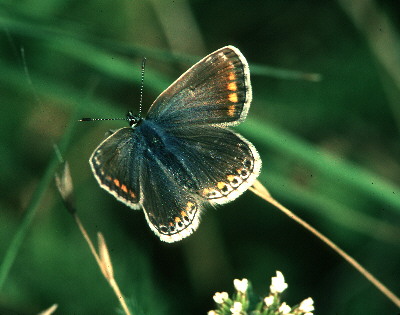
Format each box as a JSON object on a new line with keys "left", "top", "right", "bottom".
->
{"left": 140, "top": 144, "right": 204, "bottom": 243}
{"left": 90, "top": 127, "right": 142, "bottom": 209}
{"left": 146, "top": 46, "right": 251, "bottom": 128}
{"left": 165, "top": 125, "right": 261, "bottom": 205}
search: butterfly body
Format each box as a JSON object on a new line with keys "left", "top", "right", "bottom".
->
{"left": 89, "top": 46, "right": 261, "bottom": 242}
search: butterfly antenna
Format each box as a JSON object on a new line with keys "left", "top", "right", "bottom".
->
{"left": 138, "top": 57, "right": 147, "bottom": 118}
{"left": 79, "top": 58, "right": 147, "bottom": 122}
{"left": 79, "top": 117, "right": 128, "bottom": 122}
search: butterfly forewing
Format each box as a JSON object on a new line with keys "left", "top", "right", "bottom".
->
{"left": 90, "top": 128, "right": 142, "bottom": 209}
{"left": 147, "top": 46, "right": 251, "bottom": 128}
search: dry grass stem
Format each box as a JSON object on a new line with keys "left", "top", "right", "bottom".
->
{"left": 73, "top": 215, "right": 132, "bottom": 315}
{"left": 37, "top": 304, "right": 58, "bottom": 315}
{"left": 55, "top": 161, "right": 132, "bottom": 315}
{"left": 250, "top": 179, "right": 400, "bottom": 308}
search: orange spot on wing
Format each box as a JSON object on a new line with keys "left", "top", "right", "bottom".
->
{"left": 227, "top": 175, "right": 235, "bottom": 182}
{"left": 228, "top": 93, "right": 238, "bottom": 103}
{"left": 113, "top": 179, "right": 120, "bottom": 187}
{"left": 227, "top": 104, "right": 236, "bottom": 117}
{"left": 186, "top": 201, "right": 195, "bottom": 211}
{"left": 175, "top": 217, "right": 181, "bottom": 223}
{"left": 228, "top": 82, "right": 237, "bottom": 91}
{"left": 217, "top": 182, "right": 226, "bottom": 189}
{"left": 228, "top": 72, "right": 236, "bottom": 81}
{"left": 121, "top": 184, "right": 128, "bottom": 193}
{"left": 129, "top": 191, "right": 136, "bottom": 198}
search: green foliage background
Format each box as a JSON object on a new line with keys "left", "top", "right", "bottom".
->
{"left": 0, "top": 1, "right": 399, "bottom": 314}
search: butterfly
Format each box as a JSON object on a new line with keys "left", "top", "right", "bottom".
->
{"left": 89, "top": 46, "right": 261, "bottom": 242}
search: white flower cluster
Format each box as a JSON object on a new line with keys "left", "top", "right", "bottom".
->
{"left": 265, "top": 271, "right": 314, "bottom": 315}
{"left": 208, "top": 271, "right": 314, "bottom": 315}
{"left": 299, "top": 297, "right": 315, "bottom": 314}
{"left": 213, "top": 292, "right": 229, "bottom": 304}
{"left": 234, "top": 278, "right": 248, "bottom": 293}
{"left": 230, "top": 301, "right": 243, "bottom": 315}
{"left": 270, "top": 271, "right": 288, "bottom": 294}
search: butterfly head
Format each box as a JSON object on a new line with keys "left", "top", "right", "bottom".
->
{"left": 127, "top": 111, "right": 143, "bottom": 128}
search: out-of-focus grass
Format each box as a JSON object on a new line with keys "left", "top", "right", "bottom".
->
{"left": 0, "top": 1, "right": 399, "bottom": 314}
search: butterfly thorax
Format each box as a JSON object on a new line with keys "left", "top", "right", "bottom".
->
{"left": 136, "top": 119, "right": 169, "bottom": 151}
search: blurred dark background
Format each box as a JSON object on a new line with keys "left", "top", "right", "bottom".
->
{"left": 0, "top": 1, "right": 399, "bottom": 314}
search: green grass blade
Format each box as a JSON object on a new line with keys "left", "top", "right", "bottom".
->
{"left": 0, "top": 106, "right": 77, "bottom": 291}
{"left": 240, "top": 119, "right": 400, "bottom": 211}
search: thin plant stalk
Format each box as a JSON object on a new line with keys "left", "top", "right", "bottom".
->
{"left": 73, "top": 214, "right": 132, "bottom": 315}
{"left": 55, "top": 158, "right": 132, "bottom": 315}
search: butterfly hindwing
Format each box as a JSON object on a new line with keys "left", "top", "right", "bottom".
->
{"left": 90, "top": 128, "right": 142, "bottom": 209}
{"left": 165, "top": 125, "right": 261, "bottom": 204}
{"left": 147, "top": 46, "right": 251, "bottom": 128}
{"left": 140, "top": 145, "right": 204, "bottom": 242}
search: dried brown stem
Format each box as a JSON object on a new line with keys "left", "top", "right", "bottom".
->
{"left": 73, "top": 214, "right": 132, "bottom": 315}
{"left": 250, "top": 180, "right": 400, "bottom": 308}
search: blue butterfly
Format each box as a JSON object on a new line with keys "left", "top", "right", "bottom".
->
{"left": 89, "top": 46, "right": 261, "bottom": 242}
